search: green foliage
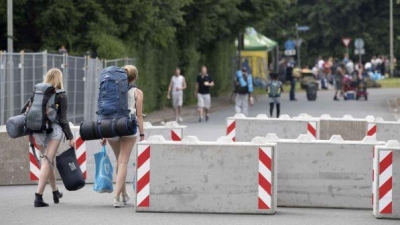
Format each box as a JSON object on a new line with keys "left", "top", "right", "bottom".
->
{"left": 262, "top": 0, "right": 400, "bottom": 66}
{"left": 0, "top": 0, "right": 290, "bottom": 112}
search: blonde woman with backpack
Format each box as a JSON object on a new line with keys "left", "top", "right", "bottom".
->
{"left": 100, "top": 65, "right": 144, "bottom": 207}
{"left": 21, "top": 68, "right": 75, "bottom": 207}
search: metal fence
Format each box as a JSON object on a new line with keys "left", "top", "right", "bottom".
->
{"left": 0, "top": 51, "right": 135, "bottom": 125}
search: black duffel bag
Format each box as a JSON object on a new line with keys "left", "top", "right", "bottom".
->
{"left": 79, "top": 117, "right": 137, "bottom": 141}
{"left": 56, "top": 147, "right": 85, "bottom": 191}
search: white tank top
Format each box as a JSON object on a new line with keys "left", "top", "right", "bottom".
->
{"left": 171, "top": 75, "right": 184, "bottom": 93}
{"left": 127, "top": 87, "right": 137, "bottom": 116}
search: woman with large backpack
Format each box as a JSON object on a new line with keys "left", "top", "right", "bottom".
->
{"left": 21, "top": 68, "right": 75, "bottom": 207}
{"left": 100, "top": 65, "right": 144, "bottom": 207}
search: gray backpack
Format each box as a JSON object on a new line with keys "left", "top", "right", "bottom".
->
{"left": 25, "top": 83, "right": 64, "bottom": 133}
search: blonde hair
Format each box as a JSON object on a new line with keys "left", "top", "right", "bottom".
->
{"left": 123, "top": 65, "right": 138, "bottom": 83}
{"left": 44, "top": 68, "right": 64, "bottom": 89}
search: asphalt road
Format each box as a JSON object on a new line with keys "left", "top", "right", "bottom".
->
{"left": 1, "top": 88, "right": 399, "bottom": 225}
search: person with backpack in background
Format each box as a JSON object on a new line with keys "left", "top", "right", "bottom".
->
{"left": 21, "top": 68, "right": 75, "bottom": 207}
{"left": 267, "top": 72, "right": 283, "bottom": 118}
{"left": 100, "top": 65, "right": 144, "bottom": 208}
{"left": 195, "top": 65, "right": 214, "bottom": 122}
{"left": 234, "top": 67, "right": 253, "bottom": 116}
{"left": 167, "top": 67, "right": 187, "bottom": 122}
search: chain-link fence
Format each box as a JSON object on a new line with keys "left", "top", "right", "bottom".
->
{"left": 0, "top": 51, "right": 134, "bottom": 125}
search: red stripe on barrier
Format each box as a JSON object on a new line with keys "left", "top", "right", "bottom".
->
{"left": 83, "top": 171, "right": 87, "bottom": 179}
{"left": 258, "top": 197, "right": 270, "bottom": 210}
{"left": 259, "top": 148, "right": 271, "bottom": 171}
{"left": 171, "top": 130, "right": 181, "bottom": 141}
{"left": 259, "top": 173, "right": 271, "bottom": 196}
{"left": 380, "top": 202, "right": 393, "bottom": 214}
{"left": 367, "top": 125, "right": 377, "bottom": 136}
{"left": 77, "top": 153, "right": 86, "bottom": 166}
{"left": 138, "top": 196, "right": 150, "bottom": 207}
{"left": 137, "top": 147, "right": 150, "bottom": 168}
{"left": 227, "top": 121, "right": 235, "bottom": 135}
{"left": 307, "top": 123, "right": 316, "bottom": 137}
{"left": 137, "top": 171, "right": 150, "bottom": 194}
{"left": 30, "top": 172, "right": 39, "bottom": 181}
{"left": 379, "top": 177, "right": 392, "bottom": 200}
{"left": 379, "top": 152, "right": 393, "bottom": 175}
{"left": 29, "top": 152, "right": 40, "bottom": 168}
{"left": 76, "top": 137, "right": 84, "bottom": 150}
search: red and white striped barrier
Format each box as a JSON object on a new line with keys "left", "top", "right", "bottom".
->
{"left": 136, "top": 144, "right": 150, "bottom": 208}
{"left": 307, "top": 121, "right": 317, "bottom": 140}
{"left": 171, "top": 128, "right": 182, "bottom": 141}
{"left": 367, "top": 123, "right": 377, "bottom": 138}
{"left": 258, "top": 146, "right": 272, "bottom": 210}
{"left": 29, "top": 127, "right": 87, "bottom": 180}
{"left": 144, "top": 121, "right": 186, "bottom": 141}
{"left": 29, "top": 138, "right": 41, "bottom": 180}
{"left": 373, "top": 140, "right": 400, "bottom": 219}
{"left": 226, "top": 118, "right": 236, "bottom": 141}
{"left": 135, "top": 135, "right": 277, "bottom": 214}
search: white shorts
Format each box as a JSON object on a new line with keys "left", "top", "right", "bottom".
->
{"left": 33, "top": 123, "right": 64, "bottom": 148}
{"left": 197, "top": 93, "right": 211, "bottom": 109}
{"left": 172, "top": 92, "right": 183, "bottom": 108}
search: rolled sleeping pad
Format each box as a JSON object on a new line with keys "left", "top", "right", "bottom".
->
{"left": 80, "top": 117, "right": 137, "bottom": 141}
{"left": 6, "top": 114, "right": 28, "bottom": 139}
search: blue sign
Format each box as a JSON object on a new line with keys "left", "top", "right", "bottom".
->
{"left": 284, "top": 40, "right": 296, "bottom": 50}
{"left": 297, "top": 26, "right": 310, "bottom": 31}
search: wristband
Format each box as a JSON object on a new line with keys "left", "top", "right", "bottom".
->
{"left": 140, "top": 134, "right": 145, "bottom": 137}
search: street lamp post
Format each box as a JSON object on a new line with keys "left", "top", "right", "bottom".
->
{"left": 390, "top": 0, "right": 394, "bottom": 77}
{"left": 296, "top": 23, "right": 301, "bottom": 68}
{"left": 7, "top": 0, "right": 13, "bottom": 53}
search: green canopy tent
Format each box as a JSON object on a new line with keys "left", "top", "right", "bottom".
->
{"left": 235, "top": 28, "right": 278, "bottom": 79}
{"left": 235, "top": 27, "right": 278, "bottom": 51}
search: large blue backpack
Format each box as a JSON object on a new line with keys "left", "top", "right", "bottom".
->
{"left": 97, "top": 66, "right": 130, "bottom": 119}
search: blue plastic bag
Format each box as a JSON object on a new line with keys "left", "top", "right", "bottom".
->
{"left": 93, "top": 146, "right": 113, "bottom": 193}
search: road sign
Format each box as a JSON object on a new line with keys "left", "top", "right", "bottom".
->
{"left": 354, "top": 38, "right": 364, "bottom": 49}
{"left": 284, "top": 40, "right": 296, "bottom": 50}
{"left": 285, "top": 49, "right": 296, "bottom": 56}
{"left": 354, "top": 48, "right": 365, "bottom": 55}
{"left": 297, "top": 26, "right": 310, "bottom": 31}
{"left": 295, "top": 38, "right": 304, "bottom": 48}
{"left": 342, "top": 38, "right": 351, "bottom": 47}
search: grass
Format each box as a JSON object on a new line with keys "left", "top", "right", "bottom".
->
{"left": 376, "top": 77, "right": 400, "bottom": 88}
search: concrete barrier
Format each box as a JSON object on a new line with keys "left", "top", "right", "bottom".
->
{"left": 373, "top": 140, "right": 400, "bottom": 219}
{"left": 367, "top": 117, "right": 400, "bottom": 142}
{"left": 0, "top": 133, "right": 35, "bottom": 185}
{"left": 144, "top": 121, "right": 186, "bottom": 141}
{"left": 83, "top": 121, "right": 187, "bottom": 183}
{"left": 135, "top": 135, "right": 278, "bottom": 214}
{"left": 319, "top": 114, "right": 368, "bottom": 141}
{"left": 226, "top": 113, "right": 319, "bottom": 142}
{"left": 265, "top": 133, "right": 385, "bottom": 209}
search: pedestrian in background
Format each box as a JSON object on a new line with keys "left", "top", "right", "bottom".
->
{"left": 167, "top": 67, "right": 187, "bottom": 122}
{"left": 195, "top": 66, "right": 214, "bottom": 122}
{"left": 333, "top": 64, "right": 346, "bottom": 101}
{"left": 267, "top": 72, "right": 283, "bottom": 118}
{"left": 234, "top": 67, "right": 253, "bottom": 116}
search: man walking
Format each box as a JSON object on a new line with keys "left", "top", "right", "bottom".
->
{"left": 195, "top": 66, "right": 214, "bottom": 122}
{"left": 234, "top": 67, "right": 253, "bottom": 116}
{"left": 167, "top": 67, "right": 187, "bottom": 122}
